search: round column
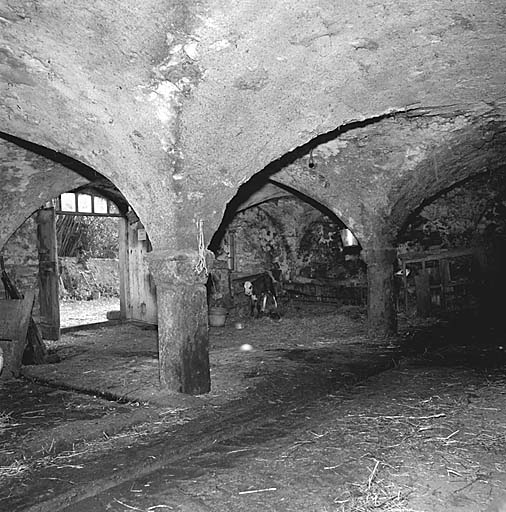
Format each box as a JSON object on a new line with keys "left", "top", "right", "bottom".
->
{"left": 148, "top": 249, "right": 213, "bottom": 394}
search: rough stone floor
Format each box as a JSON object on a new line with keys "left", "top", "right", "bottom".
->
{"left": 1, "top": 303, "right": 506, "bottom": 512}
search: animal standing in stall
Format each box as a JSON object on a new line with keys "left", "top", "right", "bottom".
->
{"left": 243, "top": 272, "right": 280, "bottom": 319}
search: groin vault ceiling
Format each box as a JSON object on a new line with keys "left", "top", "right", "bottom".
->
{"left": 0, "top": 0, "right": 505, "bottom": 250}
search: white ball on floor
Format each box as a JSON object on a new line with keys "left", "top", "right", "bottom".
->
{"left": 240, "top": 344, "right": 253, "bottom": 352}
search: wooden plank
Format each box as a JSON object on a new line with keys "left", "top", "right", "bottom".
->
{"left": 0, "top": 301, "right": 28, "bottom": 338}
{"left": 415, "top": 272, "right": 431, "bottom": 318}
{"left": 126, "top": 221, "right": 157, "bottom": 324}
{"left": 403, "top": 261, "right": 408, "bottom": 313}
{"left": 23, "top": 318, "right": 47, "bottom": 365}
{"left": 231, "top": 272, "right": 265, "bottom": 283}
{"left": 55, "top": 210, "right": 122, "bottom": 218}
{"left": 399, "top": 247, "right": 480, "bottom": 263}
{"left": 440, "top": 259, "right": 450, "bottom": 311}
{"left": 1, "top": 259, "right": 47, "bottom": 364}
{"left": 118, "top": 217, "right": 129, "bottom": 320}
{"left": 37, "top": 207, "right": 60, "bottom": 340}
{"left": 0, "top": 290, "right": 35, "bottom": 378}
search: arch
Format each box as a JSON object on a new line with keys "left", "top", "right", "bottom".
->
{"left": 209, "top": 170, "right": 362, "bottom": 254}
{"left": 206, "top": 118, "right": 378, "bottom": 253}
{"left": 207, "top": 160, "right": 366, "bottom": 315}
{"left": 0, "top": 135, "right": 87, "bottom": 249}
{"left": 0, "top": 134, "right": 160, "bottom": 330}
{"left": 269, "top": 178, "right": 364, "bottom": 245}
{"left": 388, "top": 119, "right": 506, "bottom": 239}
{"left": 0, "top": 133, "right": 142, "bottom": 249}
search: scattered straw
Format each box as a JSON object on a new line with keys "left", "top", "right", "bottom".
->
{"left": 0, "top": 411, "right": 20, "bottom": 431}
{"left": 367, "top": 460, "right": 380, "bottom": 489}
{"left": 335, "top": 480, "right": 416, "bottom": 512}
{"left": 0, "top": 460, "right": 30, "bottom": 479}
{"left": 238, "top": 487, "right": 277, "bottom": 495}
{"left": 113, "top": 498, "right": 144, "bottom": 511}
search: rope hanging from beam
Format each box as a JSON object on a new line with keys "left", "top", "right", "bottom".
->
{"left": 194, "top": 219, "right": 208, "bottom": 276}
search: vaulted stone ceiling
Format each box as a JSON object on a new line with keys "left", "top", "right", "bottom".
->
{"left": 1, "top": 0, "right": 505, "bottom": 252}
{"left": 0, "top": 136, "right": 88, "bottom": 247}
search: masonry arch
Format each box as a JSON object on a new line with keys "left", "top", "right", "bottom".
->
{"left": 388, "top": 119, "right": 506, "bottom": 237}
{"left": 0, "top": 132, "right": 156, "bottom": 247}
{"left": 394, "top": 168, "right": 506, "bottom": 319}
{"left": 207, "top": 150, "right": 366, "bottom": 321}
{"left": 0, "top": 133, "right": 158, "bottom": 337}
{"left": 383, "top": 118, "right": 506, "bottom": 321}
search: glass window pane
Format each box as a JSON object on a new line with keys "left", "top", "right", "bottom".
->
{"left": 60, "top": 193, "right": 76, "bottom": 212}
{"left": 78, "top": 194, "right": 92, "bottom": 213}
{"left": 108, "top": 202, "right": 119, "bottom": 214}
{"left": 94, "top": 196, "right": 108, "bottom": 214}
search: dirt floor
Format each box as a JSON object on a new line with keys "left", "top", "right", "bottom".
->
{"left": 59, "top": 297, "right": 120, "bottom": 328}
{"left": 1, "top": 301, "right": 506, "bottom": 511}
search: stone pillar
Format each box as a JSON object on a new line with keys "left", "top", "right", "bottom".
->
{"left": 365, "top": 247, "right": 397, "bottom": 337}
{"left": 148, "top": 249, "right": 212, "bottom": 394}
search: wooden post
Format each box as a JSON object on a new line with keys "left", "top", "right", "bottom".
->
{"left": 415, "top": 271, "right": 431, "bottom": 317}
{"left": 37, "top": 207, "right": 60, "bottom": 340}
{"left": 403, "top": 261, "right": 408, "bottom": 313}
{"left": 440, "top": 259, "right": 450, "bottom": 311}
{"left": 118, "top": 217, "right": 129, "bottom": 320}
{"left": 227, "top": 231, "right": 235, "bottom": 270}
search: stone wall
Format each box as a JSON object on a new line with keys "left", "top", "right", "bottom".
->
{"left": 59, "top": 257, "right": 120, "bottom": 300}
{"left": 214, "top": 196, "right": 367, "bottom": 305}
{"left": 0, "top": 213, "right": 40, "bottom": 318}
{"left": 398, "top": 171, "right": 506, "bottom": 257}
{"left": 216, "top": 197, "right": 348, "bottom": 279}
{"left": 396, "top": 170, "right": 506, "bottom": 315}
{"left": 223, "top": 197, "right": 304, "bottom": 279}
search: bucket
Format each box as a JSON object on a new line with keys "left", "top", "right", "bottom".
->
{"left": 208, "top": 307, "right": 227, "bottom": 327}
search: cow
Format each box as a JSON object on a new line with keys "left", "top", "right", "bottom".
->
{"left": 243, "top": 272, "right": 280, "bottom": 318}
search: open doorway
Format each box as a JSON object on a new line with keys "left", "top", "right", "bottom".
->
{"left": 54, "top": 187, "right": 158, "bottom": 331}
{"left": 0, "top": 188, "right": 158, "bottom": 338}
{"left": 55, "top": 190, "right": 122, "bottom": 330}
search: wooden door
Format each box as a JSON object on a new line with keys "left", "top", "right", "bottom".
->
{"left": 119, "top": 218, "right": 157, "bottom": 324}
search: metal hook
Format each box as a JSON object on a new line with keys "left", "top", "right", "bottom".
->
{"left": 308, "top": 149, "right": 315, "bottom": 169}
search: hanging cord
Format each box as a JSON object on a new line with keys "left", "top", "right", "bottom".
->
{"left": 194, "top": 219, "right": 208, "bottom": 276}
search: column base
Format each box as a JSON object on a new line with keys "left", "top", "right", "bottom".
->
{"left": 148, "top": 250, "right": 213, "bottom": 394}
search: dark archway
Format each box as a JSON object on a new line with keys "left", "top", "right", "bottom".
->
{"left": 395, "top": 167, "right": 506, "bottom": 321}
{"left": 207, "top": 164, "right": 365, "bottom": 322}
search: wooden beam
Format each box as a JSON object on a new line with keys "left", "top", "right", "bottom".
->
{"left": 37, "top": 207, "right": 60, "bottom": 340}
